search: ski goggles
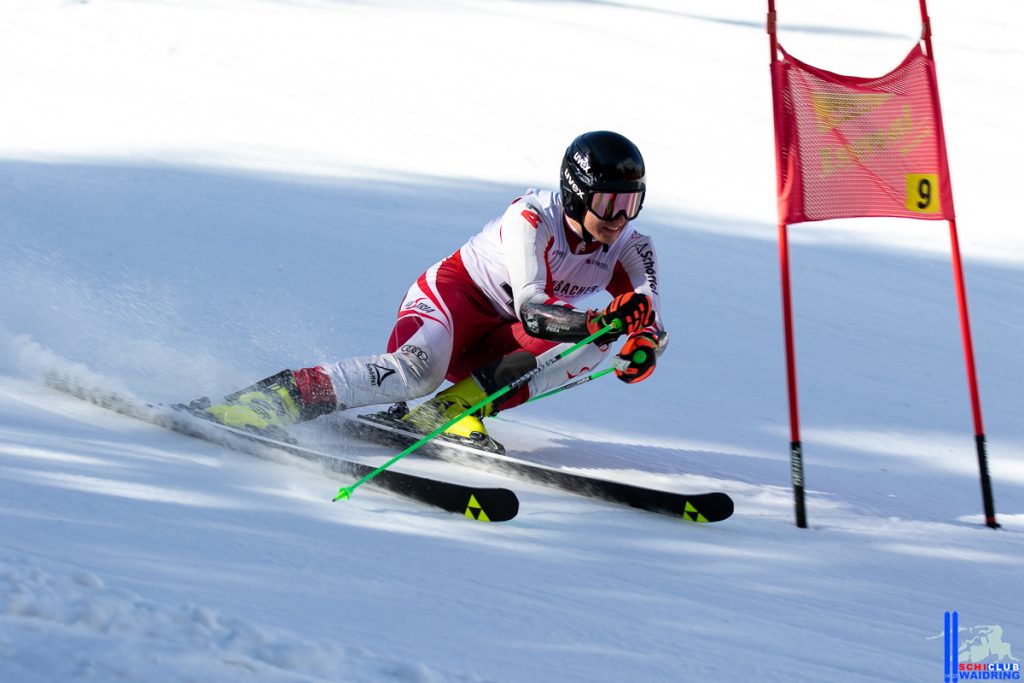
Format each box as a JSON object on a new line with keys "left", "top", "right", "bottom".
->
{"left": 588, "top": 190, "right": 645, "bottom": 221}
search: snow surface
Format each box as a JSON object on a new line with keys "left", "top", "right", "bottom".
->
{"left": 1, "top": 0, "right": 1022, "bottom": 681}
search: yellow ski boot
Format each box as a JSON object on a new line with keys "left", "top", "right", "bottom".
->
{"left": 402, "top": 376, "right": 504, "bottom": 453}
{"left": 196, "top": 370, "right": 323, "bottom": 435}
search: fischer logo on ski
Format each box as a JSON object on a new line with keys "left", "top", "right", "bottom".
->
{"left": 464, "top": 495, "right": 492, "bottom": 522}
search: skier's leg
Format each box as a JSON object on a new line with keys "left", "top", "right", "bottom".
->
{"left": 318, "top": 261, "right": 463, "bottom": 409}
{"left": 388, "top": 261, "right": 516, "bottom": 443}
{"left": 198, "top": 262, "right": 461, "bottom": 430}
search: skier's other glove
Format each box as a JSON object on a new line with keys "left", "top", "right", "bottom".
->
{"left": 585, "top": 292, "right": 654, "bottom": 345}
{"left": 614, "top": 332, "right": 658, "bottom": 384}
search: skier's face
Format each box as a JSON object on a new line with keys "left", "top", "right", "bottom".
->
{"left": 583, "top": 210, "right": 630, "bottom": 245}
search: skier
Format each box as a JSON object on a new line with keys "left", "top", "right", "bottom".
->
{"left": 197, "top": 131, "right": 668, "bottom": 450}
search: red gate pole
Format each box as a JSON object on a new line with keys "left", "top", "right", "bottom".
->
{"left": 948, "top": 221, "right": 998, "bottom": 528}
{"left": 919, "top": 0, "right": 999, "bottom": 528}
{"left": 779, "top": 222, "right": 807, "bottom": 529}
{"left": 768, "top": 0, "right": 808, "bottom": 528}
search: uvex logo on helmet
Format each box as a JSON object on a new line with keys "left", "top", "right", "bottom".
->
{"left": 563, "top": 168, "right": 586, "bottom": 200}
{"left": 573, "top": 151, "right": 591, "bottom": 173}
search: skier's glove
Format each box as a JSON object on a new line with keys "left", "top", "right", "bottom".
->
{"left": 614, "top": 332, "right": 658, "bottom": 384}
{"left": 586, "top": 292, "right": 654, "bottom": 346}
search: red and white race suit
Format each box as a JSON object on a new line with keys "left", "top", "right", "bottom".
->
{"left": 318, "top": 189, "right": 666, "bottom": 411}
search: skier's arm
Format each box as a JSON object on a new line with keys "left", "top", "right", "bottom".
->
{"left": 502, "top": 202, "right": 659, "bottom": 345}
{"left": 520, "top": 294, "right": 653, "bottom": 344}
{"left": 607, "top": 233, "right": 669, "bottom": 355}
{"left": 519, "top": 301, "right": 590, "bottom": 342}
{"left": 501, "top": 200, "right": 592, "bottom": 342}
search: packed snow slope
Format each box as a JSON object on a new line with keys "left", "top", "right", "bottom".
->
{"left": 1, "top": 1, "right": 1022, "bottom": 681}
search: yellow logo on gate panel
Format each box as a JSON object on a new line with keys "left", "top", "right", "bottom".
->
{"left": 810, "top": 92, "right": 892, "bottom": 132}
{"left": 906, "top": 173, "right": 941, "bottom": 214}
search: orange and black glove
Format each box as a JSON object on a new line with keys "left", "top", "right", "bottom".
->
{"left": 585, "top": 292, "right": 654, "bottom": 346}
{"left": 614, "top": 332, "right": 658, "bottom": 384}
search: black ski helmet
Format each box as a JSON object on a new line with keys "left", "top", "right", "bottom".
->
{"left": 560, "top": 131, "right": 646, "bottom": 223}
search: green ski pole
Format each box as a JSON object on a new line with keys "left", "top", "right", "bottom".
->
{"left": 334, "top": 321, "right": 619, "bottom": 501}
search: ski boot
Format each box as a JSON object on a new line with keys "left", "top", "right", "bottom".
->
{"left": 185, "top": 369, "right": 335, "bottom": 440}
{"left": 401, "top": 376, "right": 504, "bottom": 454}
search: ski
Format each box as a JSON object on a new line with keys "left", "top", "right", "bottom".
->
{"left": 345, "top": 411, "right": 734, "bottom": 523}
{"left": 45, "top": 375, "right": 519, "bottom": 522}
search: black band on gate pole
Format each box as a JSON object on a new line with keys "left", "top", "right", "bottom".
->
{"left": 975, "top": 435, "right": 1000, "bottom": 529}
{"left": 790, "top": 440, "right": 807, "bottom": 528}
